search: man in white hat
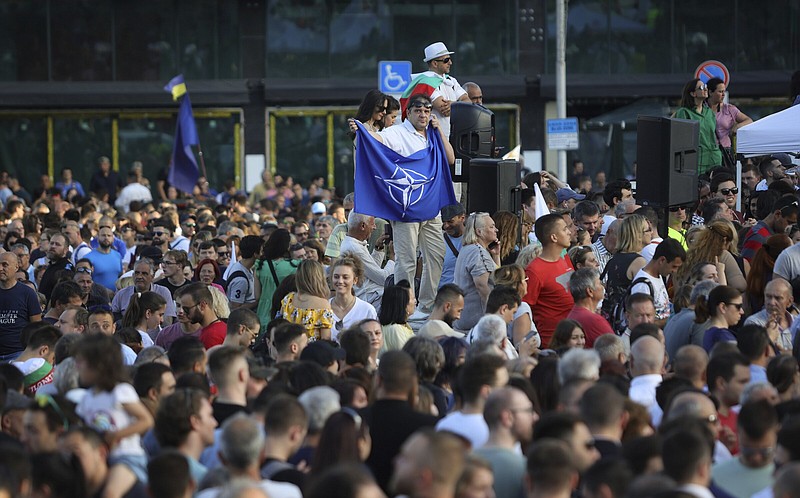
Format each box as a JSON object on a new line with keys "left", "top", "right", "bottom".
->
{"left": 420, "top": 42, "right": 471, "bottom": 138}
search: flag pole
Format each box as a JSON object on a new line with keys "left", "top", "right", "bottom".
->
{"left": 196, "top": 144, "right": 208, "bottom": 179}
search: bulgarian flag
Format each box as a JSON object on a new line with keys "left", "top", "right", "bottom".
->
{"left": 400, "top": 73, "right": 443, "bottom": 120}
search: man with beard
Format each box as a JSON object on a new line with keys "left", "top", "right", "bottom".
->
{"left": 178, "top": 282, "right": 226, "bottom": 349}
{"left": 84, "top": 227, "right": 123, "bottom": 291}
{"left": 38, "top": 232, "right": 73, "bottom": 302}
{"left": 418, "top": 284, "right": 465, "bottom": 339}
{"left": 150, "top": 219, "right": 173, "bottom": 255}
{"left": 111, "top": 258, "right": 176, "bottom": 324}
{"left": 73, "top": 260, "right": 112, "bottom": 308}
{"left": 440, "top": 204, "right": 465, "bottom": 287}
{"left": 475, "top": 387, "right": 537, "bottom": 498}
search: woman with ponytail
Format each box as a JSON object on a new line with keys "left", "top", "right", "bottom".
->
{"left": 121, "top": 291, "right": 167, "bottom": 347}
{"left": 695, "top": 285, "right": 744, "bottom": 353}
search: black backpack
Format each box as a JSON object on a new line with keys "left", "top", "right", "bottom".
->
{"left": 603, "top": 276, "right": 655, "bottom": 335}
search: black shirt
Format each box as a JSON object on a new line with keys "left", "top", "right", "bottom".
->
{"left": 39, "top": 257, "right": 74, "bottom": 302}
{"left": 154, "top": 277, "right": 190, "bottom": 298}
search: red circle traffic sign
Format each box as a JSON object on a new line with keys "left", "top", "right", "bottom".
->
{"left": 694, "top": 60, "right": 730, "bottom": 87}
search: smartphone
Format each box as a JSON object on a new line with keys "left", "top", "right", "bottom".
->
{"left": 488, "top": 240, "right": 499, "bottom": 250}
{"left": 524, "top": 330, "right": 539, "bottom": 342}
{"left": 384, "top": 223, "right": 393, "bottom": 240}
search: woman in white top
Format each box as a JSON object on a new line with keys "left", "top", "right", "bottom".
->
{"left": 329, "top": 254, "right": 377, "bottom": 342}
{"left": 494, "top": 264, "right": 541, "bottom": 349}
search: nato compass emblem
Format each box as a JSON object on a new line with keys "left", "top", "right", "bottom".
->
{"left": 377, "top": 166, "right": 434, "bottom": 217}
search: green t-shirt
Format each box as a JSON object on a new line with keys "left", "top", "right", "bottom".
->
{"left": 254, "top": 258, "right": 301, "bottom": 326}
{"left": 674, "top": 105, "right": 723, "bottom": 174}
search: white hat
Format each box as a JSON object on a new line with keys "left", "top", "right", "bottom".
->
{"left": 423, "top": 42, "right": 455, "bottom": 63}
{"left": 311, "top": 201, "right": 327, "bottom": 215}
{"left": 418, "top": 319, "right": 465, "bottom": 339}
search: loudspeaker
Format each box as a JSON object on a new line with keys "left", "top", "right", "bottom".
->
{"left": 636, "top": 116, "right": 699, "bottom": 207}
{"left": 450, "top": 102, "right": 496, "bottom": 182}
{"left": 467, "top": 159, "right": 521, "bottom": 214}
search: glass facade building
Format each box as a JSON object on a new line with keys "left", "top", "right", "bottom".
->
{"left": 0, "top": 0, "right": 796, "bottom": 191}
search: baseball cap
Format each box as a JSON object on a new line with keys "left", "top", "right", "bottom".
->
{"left": 441, "top": 203, "right": 466, "bottom": 221}
{"left": 556, "top": 188, "right": 586, "bottom": 204}
{"left": 772, "top": 153, "right": 794, "bottom": 167}
{"left": 300, "top": 341, "right": 346, "bottom": 368}
{"left": 311, "top": 202, "right": 327, "bottom": 215}
{"left": 418, "top": 320, "right": 465, "bottom": 340}
{"left": 423, "top": 42, "right": 455, "bottom": 63}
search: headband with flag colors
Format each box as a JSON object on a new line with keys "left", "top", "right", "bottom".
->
{"left": 164, "top": 74, "right": 200, "bottom": 194}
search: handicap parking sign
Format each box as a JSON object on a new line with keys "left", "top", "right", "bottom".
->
{"left": 378, "top": 61, "right": 412, "bottom": 94}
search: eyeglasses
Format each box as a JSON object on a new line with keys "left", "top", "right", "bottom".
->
{"left": 76, "top": 267, "right": 92, "bottom": 275}
{"left": 725, "top": 302, "right": 744, "bottom": 310}
{"left": 695, "top": 84, "right": 707, "bottom": 91}
{"left": 162, "top": 260, "right": 178, "bottom": 266}
{"left": 183, "top": 223, "right": 197, "bottom": 228}
{"left": 719, "top": 187, "right": 739, "bottom": 196}
{"left": 435, "top": 57, "right": 451, "bottom": 64}
{"left": 181, "top": 302, "right": 200, "bottom": 313}
{"left": 409, "top": 101, "right": 432, "bottom": 110}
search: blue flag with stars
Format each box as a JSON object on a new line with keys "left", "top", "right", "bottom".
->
{"left": 353, "top": 122, "right": 457, "bottom": 222}
{"left": 164, "top": 74, "right": 200, "bottom": 194}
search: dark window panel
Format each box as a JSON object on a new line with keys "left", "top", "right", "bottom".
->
{"left": 0, "top": 117, "right": 48, "bottom": 190}
{"left": 0, "top": 2, "right": 48, "bottom": 81}
{"left": 114, "top": 2, "right": 178, "bottom": 81}
{"left": 53, "top": 117, "right": 113, "bottom": 187}
{"left": 50, "top": 1, "right": 113, "bottom": 81}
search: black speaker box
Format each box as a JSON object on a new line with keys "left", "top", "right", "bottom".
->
{"left": 467, "top": 159, "right": 521, "bottom": 214}
{"left": 636, "top": 116, "right": 699, "bottom": 207}
{"left": 450, "top": 102, "right": 496, "bottom": 182}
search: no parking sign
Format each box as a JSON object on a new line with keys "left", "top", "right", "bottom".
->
{"left": 694, "top": 60, "right": 730, "bottom": 87}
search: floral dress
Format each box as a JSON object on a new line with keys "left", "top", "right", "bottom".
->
{"left": 278, "top": 292, "right": 334, "bottom": 340}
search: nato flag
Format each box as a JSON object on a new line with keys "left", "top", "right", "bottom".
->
{"left": 168, "top": 93, "right": 200, "bottom": 194}
{"left": 353, "top": 122, "right": 456, "bottom": 222}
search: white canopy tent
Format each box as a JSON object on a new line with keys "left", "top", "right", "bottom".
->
{"left": 737, "top": 104, "right": 800, "bottom": 156}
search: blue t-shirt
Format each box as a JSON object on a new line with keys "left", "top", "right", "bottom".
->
{"left": 703, "top": 326, "right": 736, "bottom": 353}
{"left": 0, "top": 282, "right": 42, "bottom": 355}
{"left": 439, "top": 234, "right": 463, "bottom": 288}
{"left": 90, "top": 236, "right": 128, "bottom": 260}
{"left": 85, "top": 250, "right": 123, "bottom": 291}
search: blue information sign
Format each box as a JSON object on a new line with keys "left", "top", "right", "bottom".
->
{"left": 547, "top": 118, "right": 580, "bottom": 150}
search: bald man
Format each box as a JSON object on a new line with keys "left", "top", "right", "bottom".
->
{"left": 666, "top": 390, "right": 733, "bottom": 464}
{"left": 629, "top": 336, "right": 665, "bottom": 426}
{"left": 0, "top": 252, "right": 42, "bottom": 360}
{"left": 746, "top": 278, "right": 794, "bottom": 351}
{"left": 672, "top": 345, "right": 708, "bottom": 390}
{"left": 462, "top": 82, "right": 483, "bottom": 105}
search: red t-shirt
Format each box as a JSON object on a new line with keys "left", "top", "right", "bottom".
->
{"left": 567, "top": 305, "right": 614, "bottom": 348}
{"left": 524, "top": 257, "right": 574, "bottom": 347}
{"left": 199, "top": 320, "right": 227, "bottom": 349}
{"left": 718, "top": 409, "right": 739, "bottom": 455}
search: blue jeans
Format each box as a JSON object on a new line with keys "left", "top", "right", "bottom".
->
{"left": 0, "top": 351, "right": 21, "bottom": 363}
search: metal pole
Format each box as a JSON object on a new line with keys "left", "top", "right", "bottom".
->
{"left": 556, "top": 0, "right": 568, "bottom": 182}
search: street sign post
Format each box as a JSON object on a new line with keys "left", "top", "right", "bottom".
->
{"left": 694, "top": 60, "right": 730, "bottom": 87}
{"left": 547, "top": 117, "right": 580, "bottom": 150}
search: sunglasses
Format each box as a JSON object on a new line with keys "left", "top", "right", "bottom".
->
{"left": 695, "top": 84, "right": 707, "bottom": 91}
{"left": 409, "top": 102, "right": 432, "bottom": 110}
{"left": 718, "top": 187, "right": 739, "bottom": 196}
{"left": 76, "top": 267, "right": 92, "bottom": 275}
{"left": 435, "top": 57, "right": 451, "bottom": 64}
{"left": 668, "top": 206, "right": 686, "bottom": 212}
{"left": 725, "top": 302, "right": 744, "bottom": 310}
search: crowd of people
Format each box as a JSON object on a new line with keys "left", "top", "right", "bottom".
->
{"left": 2, "top": 44, "right": 800, "bottom": 498}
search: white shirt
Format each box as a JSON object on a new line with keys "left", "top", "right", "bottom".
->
{"left": 631, "top": 268, "right": 670, "bottom": 321}
{"left": 329, "top": 297, "right": 377, "bottom": 342}
{"left": 377, "top": 119, "right": 428, "bottom": 156}
{"left": 340, "top": 235, "right": 394, "bottom": 306}
{"left": 629, "top": 373, "right": 663, "bottom": 426}
{"left": 422, "top": 70, "right": 467, "bottom": 138}
{"left": 196, "top": 480, "right": 302, "bottom": 498}
{"left": 436, "top": 411, "right": 489, "bottom": 449}
{"left": 640, "top": 237, "right": 663, "bottom": 263}
{"left": 115, "top": 183, "right": 153, "bottom": 213}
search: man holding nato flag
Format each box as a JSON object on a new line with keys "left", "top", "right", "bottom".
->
{"left": 349, "top": 92, "right": 456, "bottom": 318}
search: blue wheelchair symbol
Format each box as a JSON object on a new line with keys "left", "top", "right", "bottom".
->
{"left": 378, "top": 61, "right": 411, "bottom": 94}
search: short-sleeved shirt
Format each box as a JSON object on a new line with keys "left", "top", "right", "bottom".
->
{"left": 0, "top": 282, "right": 42, "bottom": 355}
{"left": 523, "top": 257, "right": 575, "bottom": 347}
{"left": 85, "top": 249, "right": 123, "bottom": 291}
{"left": 199, "top": 320, "right": 227, "bottom": 349}
{"left": 377, "top": 119, "right": 428, "bottom": 156}
{"left": 453, "top": 244, "right": 495, "bottom": 331}
{"left": 674, "top": 106, "right": 722, "bottom": 173}
{"left": 631, "top": 269, "right": 670, "bottom": 321}
{"left": 76, "top": 383, "right": 144, "bottom": 457}
{"left": 741, "top": 221, "right": 772, "bottom": 262}
{"left": 774, "top": 243, "right": 800, "bottom": 282}
{"left": 155, "top": 322, "right": 202, "bottom": 351}
{"left": 225, "top": 261, "right": 255, "bottom": 305}
{"left": 154, "top": 277, "right": 190, "bottom": 298}
{"left": 329, "top": 297, "right": 377, "bottom": 342}
{"left": 714, "top": 103, "right": 741, "bottom": 149}
{"left": 440, "top": 234, "right": 463, "bottom": 287}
